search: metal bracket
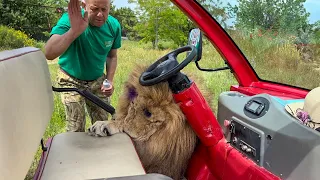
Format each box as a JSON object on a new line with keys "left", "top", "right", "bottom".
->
{"left": 41, "top": 138, "right": 47, "bottom": 151}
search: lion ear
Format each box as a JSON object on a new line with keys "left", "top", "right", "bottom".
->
{"left": 128, "top": 87, "right": 138, "bottom": 101}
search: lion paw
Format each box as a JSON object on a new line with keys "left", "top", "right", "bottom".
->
{"left": 87, "top": 121, "right": 119, "bottom": 137}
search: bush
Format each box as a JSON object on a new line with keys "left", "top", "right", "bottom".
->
{"left": 34, "top": 41, "right": 46, "bottom": 53}
{"left": 158, "top": 41, "right": 178, "bottom": 50}
{"left": 0, "top": 25, "right": 36, "bottom": 50}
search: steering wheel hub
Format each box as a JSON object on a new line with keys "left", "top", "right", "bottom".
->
{"left": 139, "top": 45, "right": 197, "bottom": 86}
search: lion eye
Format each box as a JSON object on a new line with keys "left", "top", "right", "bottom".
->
{"left": 143, "top": 108, "right": 152, "bottom": 118}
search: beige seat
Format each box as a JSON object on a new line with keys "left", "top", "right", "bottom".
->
{"left": 0, "top": 47, "right": 146, "bottom": 180}
{"left": 0, "top": 47, "right": 54, "bottom": 180}
{"left": 38, "top": 133, "right": 146, "bottom": 180}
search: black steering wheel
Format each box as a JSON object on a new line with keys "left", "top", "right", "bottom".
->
{"left": 139, "top": 45, "right": 197, "bottom": 86}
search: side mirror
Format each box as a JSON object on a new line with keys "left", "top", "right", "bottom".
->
{"left": 187, "top": 28, "right": 202, "bottom": 62}
{"left": 187, "top": 28, "right": 230, "bottom": 72}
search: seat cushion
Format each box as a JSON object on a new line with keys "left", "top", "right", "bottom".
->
{"left": 101, "top": 173, "right": 173, "bottom": 180}
{"left": 0, "top": 47, "right": 53, "bottom": 180}
{"left": 38, "top": 132, "right": 146, "bottom": 180}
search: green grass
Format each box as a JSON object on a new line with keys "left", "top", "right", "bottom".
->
{"left": 24, "top": 35, "right": 320, "bottom": 179}
{"left": 230, "top": 30, "right": 320, "bottom": 90}
{"left": 24, "top": 40, "right": 236, "bottom": 179}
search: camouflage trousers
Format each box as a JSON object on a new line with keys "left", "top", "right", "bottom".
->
{"left": 57, "top": 68, "right": 111, "bottom": 132}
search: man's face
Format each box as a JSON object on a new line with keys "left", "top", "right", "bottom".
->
{"left": 85, "top": 0, "right": 110, "bottom": 27}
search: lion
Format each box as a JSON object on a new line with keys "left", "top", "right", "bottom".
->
{"left": 87, "top": 64, "right": 212, "bottom": 180}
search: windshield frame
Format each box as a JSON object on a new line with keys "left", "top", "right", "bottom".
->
{"left": 171, "top": 0, "right": 309, "bottom": 98}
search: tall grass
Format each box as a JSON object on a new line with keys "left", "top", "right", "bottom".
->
{"left": 230, "top": 29, "right": 320, "bottom": 90}
{"left": 24, "top": 32, "right": 320, "bottom": 179}
{"left": 24, "top": 40, "right": 236, "bottom": 179}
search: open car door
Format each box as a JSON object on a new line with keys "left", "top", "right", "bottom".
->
{"left": 172, "top": 0, "right": 311, "bottom": 100}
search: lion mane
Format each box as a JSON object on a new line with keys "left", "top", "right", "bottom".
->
{"left": 107, "top": 64, "right": 212, "bottom": 180}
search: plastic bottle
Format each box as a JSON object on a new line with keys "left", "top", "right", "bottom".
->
{"left": 103, "top": 79, "right": 111, "bottom": 89}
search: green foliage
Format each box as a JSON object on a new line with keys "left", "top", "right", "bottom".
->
{"left": 197, "top": 0, "right": 230, "bottom": 28}
{"left": 228, "top": 0, "right": 310, "bottom": 33}
{"left": 0, "top": 25, "right": 36, "bottom": 49}
{"left": 0, "top": 0, "right": 67, "bottom": 40}
{"left": 307, "top": 20, "right": 320, "bottom": 44}
{"left": 294, "top": 28, "right": 312, "bottom": 45}
{"left": 126, "top": 0, "right": 230, "bottom": 49}
{"left": 34, "top": 41, "right": 46, "bottom": 52}
{"left": 111, "top": 7, "right": 138, "bottom": 40}
{"left": 158, "top": 41, "right": 179, "bottom": 50}
{"left": 128, "top": 0, "right": 194, "bottom": 49}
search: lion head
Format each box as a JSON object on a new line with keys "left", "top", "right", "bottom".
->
{"left": 108, "top": 63, "right": 213, "bottom": 180}
{"left": 115, "top": 67, "right": 185, "bottom": 139}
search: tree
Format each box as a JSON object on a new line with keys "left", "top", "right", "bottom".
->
{"left": 128, "top": 0, "right": 194, "bottom": 49}
{"left": 158, "top": 7, "right": 194, "bottom": 47}
{"left": 228, "top": 0, "right": 310, "bottom": 33}
{"left": 110, "top": 7, "right": 138, "bottom": 39}
{"left": 0, "top": 0, "right": 67, "bottom": 40}
{"left": 198, "top": 0, "right": 230, "bottom": 28}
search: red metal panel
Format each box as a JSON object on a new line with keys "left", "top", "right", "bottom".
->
{"left": 187, "top": 141, "right": 281, "bottom": 180}
{"left": 230, "top": 83, "right": 308, "bottom": 99}
{"left": 173, "top": 82, "right": 224, "bottom": 146}
{"left": 222, "top": 146, "right": 280, "bottom": 180}
{"left": 186, "top": 144, "right": 217, "bottom": 180}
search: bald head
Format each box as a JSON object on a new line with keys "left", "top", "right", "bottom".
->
{"left": 84, "top": 0, "right": 110, "bottom": 5}
{"left": 84, "top": 0, "right": 111, "bottom": 27}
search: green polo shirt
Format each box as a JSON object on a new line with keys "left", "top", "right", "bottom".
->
{"left": 50, "top": 10, "right": 121, "bottom": 81}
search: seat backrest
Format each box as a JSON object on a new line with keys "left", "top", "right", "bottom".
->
{"left": 0, "top": 47, "right": 54, "bottom": 180}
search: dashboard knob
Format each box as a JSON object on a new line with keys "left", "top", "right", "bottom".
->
{"left": 224, "top": 120, "right": 231, "bottom": 127}
{"left": 232, "top": 137, "right": 238, "bottom": 144}
{"left": 241, "top": 145, "right": 248, "bottom": 151}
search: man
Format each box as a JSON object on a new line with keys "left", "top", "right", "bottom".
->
{"left": 45, "top": 0, "right": 121, "bottom": 132}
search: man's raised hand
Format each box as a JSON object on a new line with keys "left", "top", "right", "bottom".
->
{"left": 68, "top": 0, "right": 88, "bottom": 38}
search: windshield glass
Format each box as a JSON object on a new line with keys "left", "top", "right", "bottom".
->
{"left": 196, "top": 0, "right": 320, "bottom": 90}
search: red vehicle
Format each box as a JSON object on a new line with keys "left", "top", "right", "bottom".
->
{"left": 0, "top": 0, "right": 319, "bottom": 180}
